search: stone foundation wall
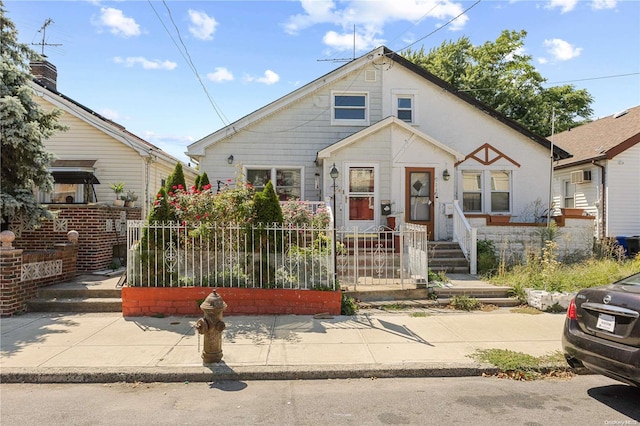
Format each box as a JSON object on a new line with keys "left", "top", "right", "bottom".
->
{"left": 468, "top": 216, "right": 595, "bottom": 263}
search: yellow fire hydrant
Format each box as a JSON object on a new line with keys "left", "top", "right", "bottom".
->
{"left": 195, "top": 290, "right": 227, "bottom": 364}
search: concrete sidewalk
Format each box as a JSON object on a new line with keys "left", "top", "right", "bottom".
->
{"left": 0, "top": 308, "right": 568, "bottom": 383}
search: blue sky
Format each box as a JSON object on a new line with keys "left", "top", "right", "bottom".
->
{"left": 6, "top": 0, "right": 640, "bottom": 163}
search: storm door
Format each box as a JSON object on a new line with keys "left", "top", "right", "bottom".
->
{"left": 345, "top": 165, "right": 377, "bottom": 231}
{"left": 405, "top": 167, "right": 434, "bottom": 239}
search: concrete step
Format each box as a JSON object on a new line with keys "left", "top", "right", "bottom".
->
{"left": 27, "top": 297, "right": 122, "bottom": 313}
{"left": 27, "top": 283, "right": 122, "bottom": 313}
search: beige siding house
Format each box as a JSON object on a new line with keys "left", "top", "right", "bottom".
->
{"left": 29, "top": 61, "right": 197, "bottom": 217}
{"left": 188, "top": 46, "right": 571, "bottom": 241}
{"left": 553, "top": 105, "right": 640, "bottom": 240}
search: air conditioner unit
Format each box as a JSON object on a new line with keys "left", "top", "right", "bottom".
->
{"left": 570, "top": 170, "right": 592, "bottom": 184}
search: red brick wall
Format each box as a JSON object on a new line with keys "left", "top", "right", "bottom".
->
{"left": 122, "top": 287, "right": 342, "bottom": 317}
{"left": 0, "top": 244, "right": 78, "bottom": 316}
{"left": 11, "top": 205, "right": 141, "bottom": 272}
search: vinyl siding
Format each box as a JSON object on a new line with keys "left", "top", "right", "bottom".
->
{"left": 606, "top": 144, "right": 640, "bottom": 236}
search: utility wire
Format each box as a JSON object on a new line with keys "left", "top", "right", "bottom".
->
{"left": 147, "top": 0, "right": 230, "bottom": 128}
{"left": 544, "top": 72, "right": 640, "bottom": 86}
{"left": 396, "top": 0, "right": 482, "bottom": 52}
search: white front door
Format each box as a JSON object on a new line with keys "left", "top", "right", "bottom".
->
{"left": 344, "top": 163, "right": 378, "bottom": 231}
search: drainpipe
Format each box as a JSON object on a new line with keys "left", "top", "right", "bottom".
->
{"left": 592, "top": 160, "right": 606, "bottom": 239}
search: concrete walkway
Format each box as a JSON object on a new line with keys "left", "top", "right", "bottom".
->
{"left": 1, "top": 306, "right": 568, "bottom": 383}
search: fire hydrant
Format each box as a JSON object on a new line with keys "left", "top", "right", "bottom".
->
{"left": 195, "top": 290, "right": 227, "bottom": 364}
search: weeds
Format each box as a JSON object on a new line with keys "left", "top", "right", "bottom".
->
{"left": 469, "top": 349, "right": 569, "bottom": 381}
{"left": 450, "top": 295, "right": 482, "bottom": 311}
{"left": 341, "top": 293, "right": 358, "bottom": 316}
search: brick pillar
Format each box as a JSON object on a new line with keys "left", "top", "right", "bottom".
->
{"left": 0, "top": 231, "right": 24, "bottom": 316}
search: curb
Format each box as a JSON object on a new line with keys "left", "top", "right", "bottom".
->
{"left": 1, "top": 363, "right": 502, "bottom": 384}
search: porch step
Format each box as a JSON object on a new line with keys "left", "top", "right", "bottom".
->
{"left": 27, "top": 286, "right": 122, "bottom": 313}
{"left": 345, "top": 285, "right": 520, "bottom": 309}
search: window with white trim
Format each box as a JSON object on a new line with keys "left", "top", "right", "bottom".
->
{"left": 462, "top": 172, "right": 482, "bottom": 212}
{"left": 246, "top": 167, "right": 303, "bottom": 201}
{"left": 490, "top": 171, "right": 511, "bottom": 213}
{"left": 563, "top": 180, "right": 575, "bottom": 208}
{"left": 462, "top": 170, "right": 512, "bottom": 213}
{"left": 396, "top": 96, "right": 414, "bottom": 123}
{"left": 331, "top": 92, "right": 368, "bottom": 125}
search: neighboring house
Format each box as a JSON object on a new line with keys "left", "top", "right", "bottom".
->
{"left": 187, "top": 46, "right": 571, "bottom": 241}
{"left": 552, "top": 105, "right": 640, "bottom": 240}
{"left": 29, "top": 60, "right": 198, "bottom": 218}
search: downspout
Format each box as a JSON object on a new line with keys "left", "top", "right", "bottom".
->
{"left": 592, "top": 160, "right": 606, "bottom": 239}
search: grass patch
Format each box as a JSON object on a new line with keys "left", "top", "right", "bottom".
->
{"left": 510, "top": 305, "right": 543, "bottom": 315}
{"left": 469, "top": 349, "right": 570, "bottom": 381}
{"left": 409, "top": 312, "right": 430, "bottom": 317}
{"left": 381, "top": 303, "right": 408, "bottom": 311}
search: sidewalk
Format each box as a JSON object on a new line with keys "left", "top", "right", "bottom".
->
{"left": 0, "top": 306, "right": 567, "bottom": 383}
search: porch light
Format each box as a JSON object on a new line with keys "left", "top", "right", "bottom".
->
{"left": 227, "top": 155, "right": 234, "bottom": 164}
{"left": 330, "top": 163, "right": 339, "bottom": 180}
{"left": 442, "top": 169, "right": 450, "bottom": 181}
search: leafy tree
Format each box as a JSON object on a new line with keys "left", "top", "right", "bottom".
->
{"left": 402, "top": 30, "right": 593, "bottom": 136}
{"left": 0, "top": 3, "right": 66, "bottom": 229}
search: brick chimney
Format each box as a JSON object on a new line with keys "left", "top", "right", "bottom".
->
{"left": 30, "top": 60, "right": 57, "bottom": 91}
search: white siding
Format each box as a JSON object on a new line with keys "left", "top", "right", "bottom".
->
{"left": 606, "top": 144, "right": 640, "bottom": 236}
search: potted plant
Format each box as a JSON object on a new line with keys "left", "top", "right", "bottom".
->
{"left": 110, "top": 182, "right": 125, "bottom": 206}
{"left": 125, "top": 190, "right": 138, "bottom": 207}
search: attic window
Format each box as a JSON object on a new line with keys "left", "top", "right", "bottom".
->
{"left": 331, "top": 91, "right": 369, "bottom": 126}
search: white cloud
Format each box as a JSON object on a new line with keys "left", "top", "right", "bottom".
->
{"left": 142, "top": 132, "right": 194, "bottom": 164}
{"left": 113, "top": 56, "right": 177, "bottom": 70}
{"left": 94, "top": 7, "right": 141, "bottom": 37}
{"left": 245, "top": 70, "right": 280, "bottom": 85}
{"left": 207, "top": 67, "right": 234, "bottom": 83}
{"left": 592, "top": 0, "right": 617, "bottom": 10}
{"left": 188, "top": 10, "right": 218, "bottom": 40}
{"left": 538, "top": 57, "right": 549, "bottom": 65}
{"left": 543, "top": 38, "right": 582, "bottom": 61}
{"left": 545, "top": 0, "right": 578, "bottom": 13}
{"left": 283, "top": 0, "right": 468, "bottom": 52}
{"left": 97, "top": 108, "right": 123, "bottom": 121}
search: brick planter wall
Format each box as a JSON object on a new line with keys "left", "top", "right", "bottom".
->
{"left": 122, "top": 287, "right": 342, "bottom": 317}
{"left": 0, "top": 241, "right": 78, "bottom": 317}
{"left": 11, "top": 204, "right": 141, "bottom": 272}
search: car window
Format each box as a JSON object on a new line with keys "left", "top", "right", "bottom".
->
{"left": 620, "top": 273, "right": 640, "bottom": 286}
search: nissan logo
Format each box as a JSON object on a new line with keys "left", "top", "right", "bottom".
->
{"left": 603, "top": 295, "right": 612, "bottom": 304}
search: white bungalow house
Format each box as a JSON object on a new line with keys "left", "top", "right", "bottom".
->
{"left": 552, "top": 105, "right": 640, "bottom": 242}
{"left": 187, "top": 46, "right": 571, "bottom": 243}
{"left": 29, "top": 60, "right": 198, "bottom": 218}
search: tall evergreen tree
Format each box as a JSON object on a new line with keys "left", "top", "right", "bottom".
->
{"left": 0, "top": 3, "right": 66, "bottom": 229}
{"left": 164, "top": 162, "right": 186, "bottom": 193}
{"left": 198, "top": 172, "right": 210, "bottom": 189}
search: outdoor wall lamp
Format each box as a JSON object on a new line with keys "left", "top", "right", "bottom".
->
{"left": 442, "top": 169, "right": 450, "bottom": 181}
{"left": 227, "top": 155, "right": 234, "bottom": 165}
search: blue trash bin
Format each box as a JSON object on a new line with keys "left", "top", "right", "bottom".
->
{"left": 616, "top": 236, "right": 629, "bottom": 257}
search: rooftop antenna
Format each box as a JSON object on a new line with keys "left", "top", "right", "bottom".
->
{"left": 317, "top": 25, "right": 356, "bottom": 63}
{"left": 33, "top": 18, "right": 61, "bottom": 57}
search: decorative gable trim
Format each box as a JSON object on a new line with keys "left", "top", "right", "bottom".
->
{"left": 456, "top": 143, "right": 521, "bottom": 167}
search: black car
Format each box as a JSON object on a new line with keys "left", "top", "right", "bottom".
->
{"left": 562, "top": 272, "right": 640, "bottom": 387}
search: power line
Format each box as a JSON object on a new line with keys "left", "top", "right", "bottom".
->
{"left": 147, "top": 0, "right": 230, "bottom": 128}
{"left": 544, "top": 72, "right": 640, "bottom": 85}
{"left": 397, "top": 0, "right": 482, "bottom": 52}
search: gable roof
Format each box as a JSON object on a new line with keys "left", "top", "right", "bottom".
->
{"left": 188, "top": 45, "right": 571, "bottom": 161}
{"left": 317, "top": 116, "right": 465, "bottom": 161}
{"left": 553, "top": 105, "right": 640, "bottom": 169}
{"left": 30, "top": 79, "right": 195, "bottom": 171}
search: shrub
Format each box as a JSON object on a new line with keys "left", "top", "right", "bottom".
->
{"left": 477, "top": 239, "right": 498, "bottom": 275}
{"left": 341, "top": 293, "right": 358, "bottom": 315}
